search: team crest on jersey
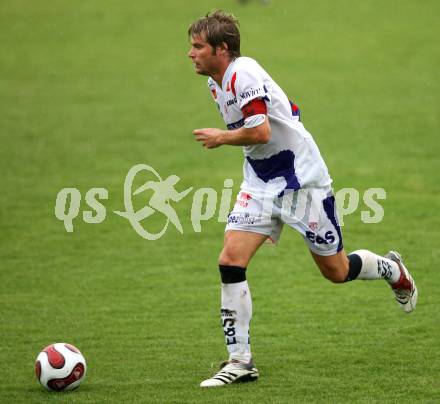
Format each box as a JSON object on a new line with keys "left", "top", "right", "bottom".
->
{"left": 211, "top": 88, "right": 217, "bottom": 100}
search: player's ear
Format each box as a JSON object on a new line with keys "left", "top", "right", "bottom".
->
{"left": 219, "top": 42, "right": 229, "bottom": 56}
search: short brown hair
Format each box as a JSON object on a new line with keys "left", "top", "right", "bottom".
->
{"left": 188, "top": 10, "right": 241, "bottom": 58}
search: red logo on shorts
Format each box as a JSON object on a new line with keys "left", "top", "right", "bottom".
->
{"left": 237, "top": 192, "right": 252, "bottom": 207}
{"left": 309, "top": 222, "right": 318, "bottom": 231}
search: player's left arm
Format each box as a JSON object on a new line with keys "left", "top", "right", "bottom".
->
{"left": 193, "top": 98, "right": 271, "bottom": 149}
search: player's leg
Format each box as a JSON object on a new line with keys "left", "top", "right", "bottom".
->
{"left": 200, "top": 230, "right": 266, "bottom": 388}
{"left": 306, "top": 192, "right": 418, "bottom": 312}
{"left": 201, "top": 185, "right": 282, "bottom": 387}
{"left": 309, "top": 248, "right": 349, "bottom": 283}
{"left": 310, "top": 247, "right": 401, "bottom": 284}
{"left": 219, "top": 229, "right": 267, "bottom": 267}
{"left": 219, "top": 230, "right": 267, "bottom": 361}
{"left": 310, "top": 248, "right": 418, "bottom": 313}
{"left": 281, "top": 187, "right": 417, "bottom": 312}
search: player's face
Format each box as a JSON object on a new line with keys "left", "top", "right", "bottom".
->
{"left": 188, "top": 34, "right": 220, "bottom": 76}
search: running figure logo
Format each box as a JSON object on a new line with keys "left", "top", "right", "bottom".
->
{"left": 114, "top": 164, "right": 193, "bottom": 240}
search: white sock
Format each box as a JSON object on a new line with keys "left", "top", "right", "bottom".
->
{"left": 351, "top": 249, "right": 401, "bottom": 284}
{"left": 221, "top": 280, "right": 252, "bottom": 362}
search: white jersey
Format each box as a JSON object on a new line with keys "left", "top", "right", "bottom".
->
{"left": 207, "top": 57, "right": 332, "bottom": 197}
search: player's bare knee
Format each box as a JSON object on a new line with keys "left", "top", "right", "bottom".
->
{"left": 320, "top": 264, "right": 348, "bottom": 284}
{"left": 219, "top": 249, "right": 243, "bottom": 267}
{"left": 218, "top": 254, "right": 234, "bottom": 266}
{"left": 325, "top": 271, "right": 346, "bottom": 284}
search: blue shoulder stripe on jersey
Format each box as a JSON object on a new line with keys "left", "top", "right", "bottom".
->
{"left": 246, "top": 150, "right": 301, "bottom": 196}
{"left": 289, "top": 100, "right": 300, "bottom": 118}
{"left": 227, "top": 118, "right": 245, "bottom": 130}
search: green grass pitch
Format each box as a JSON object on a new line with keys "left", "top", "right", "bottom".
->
{"left": 1, "top": 0, "right": 439, "bottom": 402}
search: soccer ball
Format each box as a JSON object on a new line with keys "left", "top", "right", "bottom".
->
{"left": 35, "top": 343, "right": 87, "bottom": 391}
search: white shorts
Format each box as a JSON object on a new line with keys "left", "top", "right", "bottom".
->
{"left": 225, "top": 186, "right": 343, "bottom": 256}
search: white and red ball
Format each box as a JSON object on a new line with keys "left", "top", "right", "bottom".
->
{"left": 35, "top": 343, "right": 87, "bottom": 391}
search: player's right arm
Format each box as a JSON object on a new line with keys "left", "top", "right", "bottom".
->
{"left": 194, "top": 98, "right": 270, "bottom": 148}
{"left": 193, "top": 119, "right": 270, "bottom": 148}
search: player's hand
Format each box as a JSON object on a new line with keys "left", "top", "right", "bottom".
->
{"left": 193, "top": 128, "right": 224, "bottom": 149}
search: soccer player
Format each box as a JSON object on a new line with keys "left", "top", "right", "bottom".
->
{"left": 188, "top": 10, "right": 418, "bottom": 388}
